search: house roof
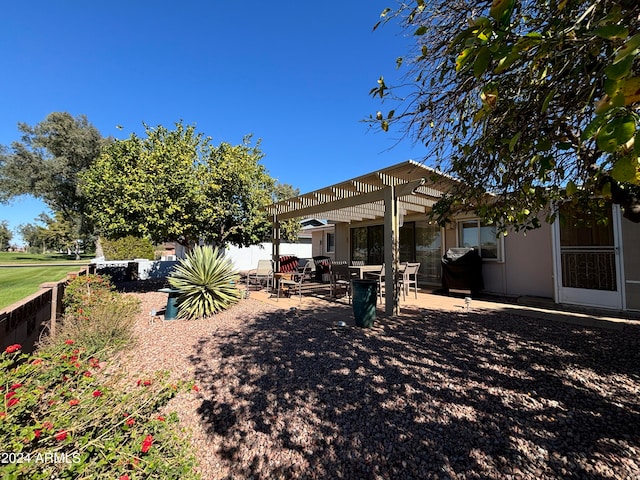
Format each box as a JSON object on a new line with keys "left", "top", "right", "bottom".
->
{"left": 267, "top": 160, "right": 458, "bottom": 223}
{"left": 300, "top": 218, "right": 326, "bottom": 227}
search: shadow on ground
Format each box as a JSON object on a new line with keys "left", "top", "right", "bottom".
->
{"left": 188, "top": 300, "right": 640, "bottom": 479}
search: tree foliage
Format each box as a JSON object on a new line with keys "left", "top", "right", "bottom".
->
{"left": 80, "top": 122, "right": 276, "bottom": 249}
{"left": 0, "top": 112, "right": 106, "bottom": 232}
{"left": 0, "top": 220, "right": 12, "bottom": 250}
{"left": 17, "top": 221, "right": 47, "bottom": 252}
{"left": 372, "top": 0, "right": 640, "bottom": 229}
{"left": 18, "top": 212, "right": 84, "bottom": 255}
{"left": 273, "top": 182, "right": 302, "bottom": 242}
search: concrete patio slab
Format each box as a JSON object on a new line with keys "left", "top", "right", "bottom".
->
{"left": 245, "top": 285, "right": 640, "bottom": 331}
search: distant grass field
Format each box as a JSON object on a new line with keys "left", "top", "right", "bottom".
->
{"left": 0, "top": 253, "right": 91, "bottom": 309}
{"left": 0, "top": 252, "right": 92, "bottom": 264}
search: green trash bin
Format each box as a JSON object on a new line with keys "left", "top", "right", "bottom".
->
{"left": 158, "top": 288, "right": 180, "bottom": 320}
{"left": 352, "top": 279, "right": 377, "bottom": 328}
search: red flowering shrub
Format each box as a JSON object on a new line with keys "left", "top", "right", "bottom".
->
{"left": 62, "top": 274, "right": 115, "bottom": 318}
{"left": 0, "top": 341, "right": 199, "bottom": 479}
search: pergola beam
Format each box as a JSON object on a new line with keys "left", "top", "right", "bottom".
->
{"left": 274, "top": 188, "right": 387, "bottom": 221}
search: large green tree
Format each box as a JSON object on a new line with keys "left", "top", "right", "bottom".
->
{"left": 80, "top": 122, "right": 276, "bottom": 250}
{"left": 372, "top": 0, "right": 640, "bottom": 229}
{"left": 0, "top": 112, "right": 106, "bottom": 234}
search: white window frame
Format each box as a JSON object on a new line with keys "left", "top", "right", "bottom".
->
{"left": 457, "top": 218, "right": 504, "bottom": 262}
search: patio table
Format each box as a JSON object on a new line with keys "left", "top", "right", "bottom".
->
{"left": 348, "top": 265, "right": 383, "bottom": 279}
{"left": 273, "top": 272, "right": 294, "bottom": 291}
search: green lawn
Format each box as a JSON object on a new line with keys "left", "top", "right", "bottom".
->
{"left": 0, "top": 265, "right": 88, "bottom": 310}
{"left": 0, "top": 252, "right": 92, "bottom": 264}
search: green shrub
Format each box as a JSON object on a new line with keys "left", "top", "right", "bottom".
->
{"left": 102, "top": 236, "right": 155, "bottom": 260}
{"left": 63, "top": 274, "right": 116, "bottom": 318}
{"left": 168, "top": 245, "right": 241, "bottom": 319}
{"left": 52, "top": 274, "right": 139, "bottom": 354}
{"left": 0, "top": 343, "right": 199, "bottom": 480}
{"left": 55, "top": 297, "right": 140, "bottom": 353}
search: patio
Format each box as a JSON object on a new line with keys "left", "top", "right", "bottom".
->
{"left": 247, "top": 283, "right": 639, "bottom": 331}
{"left": 121, "top": 285, "right": 640, "bottom": 479}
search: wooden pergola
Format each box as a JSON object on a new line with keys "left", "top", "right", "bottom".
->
{"left": 266, "top": 160, "right": 458, "bottom": 316}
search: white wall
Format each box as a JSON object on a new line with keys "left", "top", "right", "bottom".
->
{"left": 223, "top": 242, "right": 312, "bottom": 272}
{"left": 311, "top": 226, "right": 336, "bottom": 260}
{"left": 92, "top": 260, "right": 179, "bottom": 280}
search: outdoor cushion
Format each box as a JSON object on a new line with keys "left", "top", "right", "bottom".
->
{"left": 279, "top": 256, "right": 299, "bottom": 273}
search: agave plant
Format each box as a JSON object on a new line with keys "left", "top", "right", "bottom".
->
{"left": 168, "top": 245, "right": 241, "bottom": 319}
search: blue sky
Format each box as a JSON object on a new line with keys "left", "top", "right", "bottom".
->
{"left": 1, "top": 1, "right": 421, "bottom": 245}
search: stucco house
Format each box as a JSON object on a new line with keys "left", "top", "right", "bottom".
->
{"left": 267, "top": 160, "right": 640, "bottom": 315}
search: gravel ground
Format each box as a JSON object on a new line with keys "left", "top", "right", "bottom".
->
{"left": 116, "top": 289, "right": 640, "bottom": 480}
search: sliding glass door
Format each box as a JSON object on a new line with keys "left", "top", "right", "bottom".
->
{"left": 350, "top": 221, "right": 442, "bottom": 285}
{"left": 415, "top": 221, "right": 442, "bottom": 285}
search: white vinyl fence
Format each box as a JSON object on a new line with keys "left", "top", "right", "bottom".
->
{"left": 223, "top": 242, "right": 312, "bottom": 272}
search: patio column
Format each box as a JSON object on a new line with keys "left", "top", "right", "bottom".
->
{"left": 384, "top": 185, "right": 400, "bottom": 316}
{"left": 271, "top": 214, "right": 280, "bottom": 273}
{"left": 383, "top": 178, "right": 425, "bottom": 316}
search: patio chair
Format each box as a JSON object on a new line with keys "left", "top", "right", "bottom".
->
{"left": 300, "top": 258, "right": 318, "bottom": 281}
{"left": 351, "top": 260, "right": 365, "bottom": 266}
{"left": 277, "top": 261, "right": 313, "bottom": 301}
{"left": 399, "top": 262, "right": 420, "bottom": 300}
{"left": 246, "top": 259, "right": 274, "bottom": 291}
{"left": 330, "top": 263, "right": 352, "bottom": 302}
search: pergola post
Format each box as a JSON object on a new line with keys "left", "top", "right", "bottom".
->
{"left": 384, "top": 185, "right": 400, "bottom": 316}
{"left": 271, "top": 214, "right": 280, "bottom": 273}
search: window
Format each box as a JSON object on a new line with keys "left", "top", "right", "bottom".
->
{"left": 458, "top": 219, "right": 501, "bottom": 260}
{"left": 350, "top": 225, "right": 384, "bottom": 264}
{"left": 351, "top": 227, "right": 368, "bottom": 263}
{"left": 399, "top": 222, "right": 415, "bottom": 263}
{"left": 350, "top": 224, "right": 415, "bottom": 265}
{"left": 326, "top": 232, "right": 335, "bottom": 253}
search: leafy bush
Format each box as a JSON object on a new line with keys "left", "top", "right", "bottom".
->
{"left": 102, "top": 236, "right": 155, "bottom": 260}
{"left": 168, "top": 245, "right": 241, "bottom": 319}
{"left": 50, "top": 274, "right": 139, "bottom": 353}
{"left": 0, "top": 343, "right": 200, "bottom": 480}
{"left": 63, "top": 274, "right": 116, "bottom": 318}
{"left": 55, "top": 298, "right": 140, "bottom": 353}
